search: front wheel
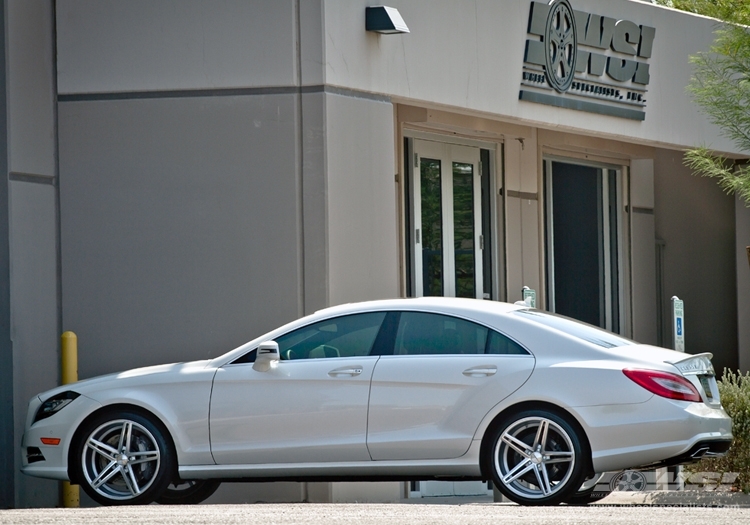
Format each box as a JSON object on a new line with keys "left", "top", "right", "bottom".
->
{"left": 486, "top": 409, "right": 588, "bottom": 506}
{"left": 72, "top": 410, "right": 175, "bottom": 505}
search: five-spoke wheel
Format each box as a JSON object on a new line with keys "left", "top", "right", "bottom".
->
{"left": 72, "top": 411, "right": 174, "bottom": 505}
{"left": 487, "top": 410, "right": 587, "bottom": 506}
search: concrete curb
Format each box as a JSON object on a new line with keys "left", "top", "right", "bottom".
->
{"left": 595, "top": 490, "right": 750, "bottom": 507}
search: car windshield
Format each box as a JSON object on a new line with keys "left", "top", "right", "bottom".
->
{"left": 514, "top": 309, "right": 635, "bottom": 349}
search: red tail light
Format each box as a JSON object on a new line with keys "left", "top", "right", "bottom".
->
{"left": 623, "top": 369, "right": 702, "bottom": 402}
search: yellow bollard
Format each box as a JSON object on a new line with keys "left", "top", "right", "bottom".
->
{"left": 61, "top": 332, "right": 80, "bottom": 508}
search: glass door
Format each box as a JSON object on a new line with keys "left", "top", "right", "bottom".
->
{"left": 412, "top": 140, "right": 483, "bottom": 299}
{"left": 409, "top": 139, "right": 490, "bottom": 498}
{"left": 544, "top": 159, "right": 623, "bottom": 332}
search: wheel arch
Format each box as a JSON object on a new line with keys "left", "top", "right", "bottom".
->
{"left": 67, "top": 403, "right": 178, "bottom": 485}
{"left": 478, "top": 400, "right": 594, "bottom": 481}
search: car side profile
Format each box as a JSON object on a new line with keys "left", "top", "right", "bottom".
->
{"left": 21, "top": 298, "right": 732, "bottom": 506}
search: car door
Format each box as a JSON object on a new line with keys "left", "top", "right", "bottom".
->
{"left": 366, "top": 311, "right": 535, "bottom": 461}
{"left": 210, "top": 312, "right": 386, "bottom": 465}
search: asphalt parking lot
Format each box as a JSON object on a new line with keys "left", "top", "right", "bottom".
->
{"left": 1, "top": 499, "right": 749, "bottom": 525}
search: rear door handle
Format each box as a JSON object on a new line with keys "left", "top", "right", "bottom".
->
{"left": 328, "top": 367, "right": 363, "bottom": 377}
{"left": 463, "top": 365, "right": 497, "bottom": 377}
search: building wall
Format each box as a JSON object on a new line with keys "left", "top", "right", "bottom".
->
{"left": 55, "top": 0, "right": 298, "bottom": 94}
{"left": 654, "top": 148, "right": 738, "bottom": 374}
{"left": 4, "top": 0, "right": 746, "bottom": 509}
{"left": 736, "top": 197, "right": 750, "bottom": 372}
{"left": 6, "top": 0, "right": 59, "bottom": 508}
{"left": 57, "top": 94, "right": 304, "bottom": 377}
{"left": 322, "top": 0, "right": 736, "bottom": 155}
{"left": 325, "top": 92, "right": 400, "bottom": 305}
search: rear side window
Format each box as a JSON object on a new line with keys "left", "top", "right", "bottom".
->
{"left": 393, "top": 312, "right": 529, "bottom": 356}
{"left": 487, "top": 330, "right": 528, "bottom": 355}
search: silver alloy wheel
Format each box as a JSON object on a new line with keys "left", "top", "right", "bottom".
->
{"left": 81, "top": 418, "right": 161, "bottom": 501}
{"left": 494, "top": 416, "right": 576, "bottom": 500}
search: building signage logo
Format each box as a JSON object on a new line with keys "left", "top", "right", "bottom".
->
{"left": 520, "top": 0, "right": 656, "bottom": 121}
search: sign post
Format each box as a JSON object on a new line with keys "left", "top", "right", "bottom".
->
{"left": 668, "top": 296, "right": 686, "bottom": 491}
{"left": 672, "top": 296, "right": 685, "bottom": 353}
{"left": 522, "top": 286, "right": 536, "bottom": 308}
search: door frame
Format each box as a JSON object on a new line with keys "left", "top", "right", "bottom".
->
{"left": 403, "top": 131, "right": 502, "bottom": 301}
{"left": 543, "top": 156, "right": 628, "bottom": 334}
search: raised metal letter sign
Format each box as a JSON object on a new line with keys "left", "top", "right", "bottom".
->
{"left": 544, "top": 0, "right": 577, "bottom": 93}
{"left": 520, "top": 0, "right": 656, "bottom": 120}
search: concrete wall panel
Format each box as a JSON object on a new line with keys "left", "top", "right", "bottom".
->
{"left": 630, "top": 212, "right": 657, "bottom": 345}
{"left": 736, "top": 197, "right": 750, "bottom": 372}
{"left": 8, "top": 0, "right": 56, "bottom": 177}
{"left": 9, "top": 181, "right": 59, "bottom": 508}
{"left": 654, "top": 149, "right": 737, "bottom": 373}
{"left": 630, "top": 159, "right": 657, "bottom": 344}
{"left": 56, "top": 0, "right": 297, "bottom": 94}
{"left": 58, "top": 94, "right": 302, "bottom": 379}
{"left": 302, "top": 92, "right": 329, "bottom": 314}
{"left": 6, "top": 0, "right": 59, "bottom": 508}
{"left": 325, "top": 93, "right": 399, "bottom": 305}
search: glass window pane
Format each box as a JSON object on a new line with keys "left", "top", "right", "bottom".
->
{"left": 514, "top": 309, "right": 634, "bottom": 348}
{"left": 275, "top": 313, "right": 387, "bottom": 359}
{"left": 486, "top": 331, "right": 529, "bottom": 355}
{"left": 453, "top": 162, "right": 475, "bottom": 298}
{"left": 394, "top": 312, "right": 487, "bottom": 355}
{"left": 421, "top": 158, "right": 443, "bottom": 296}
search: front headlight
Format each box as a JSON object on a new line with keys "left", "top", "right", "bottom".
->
{"left": 33, "top": 391, "right": 80, "bottom": 424}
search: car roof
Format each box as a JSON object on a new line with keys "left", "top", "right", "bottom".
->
{"left": 313, "top": 297, "right": 525, "bottom": 317}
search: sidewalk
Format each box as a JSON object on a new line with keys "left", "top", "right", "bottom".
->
{"left": 596, "top": 489, "right": 750, "bottom": 507}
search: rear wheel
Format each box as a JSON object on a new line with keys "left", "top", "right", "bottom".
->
{"left": 157, "top": 479, "right": 221, "bottom": 505}
{"left": 72, "top": 410, "right": 174, "bottom": 506}
{"left": 564, "top": 473, "right": 610, "bottom": 505}
{"left": 486, "top": 409, "right": 588, "bottom": 506}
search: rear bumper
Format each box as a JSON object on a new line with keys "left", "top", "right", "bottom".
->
{"left": 637, "top": 439, "right": 732, "bottom": 469}
{"left": 575, "top": 395, "right": 732, "bottom": 473}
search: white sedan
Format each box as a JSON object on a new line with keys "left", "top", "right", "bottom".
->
{"left": 21, "top": 298, "right": 732, "bottom": 506}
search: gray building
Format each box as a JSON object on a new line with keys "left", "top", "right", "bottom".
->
{"left": 2, "top": 0, "right": 748, "bottom": 508}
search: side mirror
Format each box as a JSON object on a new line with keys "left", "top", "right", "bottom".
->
{"left": 252, "top": 341, "right": 280, "bottom": 372}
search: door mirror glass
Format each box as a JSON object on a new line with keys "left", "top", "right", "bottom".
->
{"left": 253, "top": 341, "right": 280, "bottom": 372}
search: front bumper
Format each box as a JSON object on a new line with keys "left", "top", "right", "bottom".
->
{"left": 21, "top": 394, "right": 102, "bottom": 481}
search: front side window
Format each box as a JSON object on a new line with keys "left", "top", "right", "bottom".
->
{"left": 274, "top": 312, "right": 387, "bottom": 360}
{"left": 393, "top": 312, "right": 528, "bottom": 356}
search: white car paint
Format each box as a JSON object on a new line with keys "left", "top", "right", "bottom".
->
{"left": 20, "top": 297, "right": 732, "bottom": 506}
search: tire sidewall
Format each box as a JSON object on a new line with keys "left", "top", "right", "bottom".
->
{"left": 487, "top": 409, "right": 587, "bottom": 506}
{"left": 71, "top": 409, "right": 175, "bottom": 506}
{"left": 156, "top": 479, "right": 222, "bottom": 505}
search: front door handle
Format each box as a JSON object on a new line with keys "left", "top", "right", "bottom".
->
{"left": 328, "top": 367, "right": 363, "bottom": 377}
{"left": 463, "top": 365, "right": 497, "bottom": 377}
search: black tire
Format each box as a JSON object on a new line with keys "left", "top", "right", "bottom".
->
{"left": 563, "top": 474, "right": 610, "bottom": 505}
{"left": 71, "top": 410, "right": 175, "bottom": 506}
{"left": 157, "top": 479, "right": 221, "bottom": 505}
{"left": 564, "top": 486, "right": 611, "bottom": 505}
{"left": 486, "top": 409, "right": 588, "bottom": 506}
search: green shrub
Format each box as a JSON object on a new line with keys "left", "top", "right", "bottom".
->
{"left": 686, "top": 369, "right": 750, "bottom": 492}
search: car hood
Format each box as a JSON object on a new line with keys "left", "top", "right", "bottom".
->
{"left": 35, "top": 359, "right": 214, "bottom": 401}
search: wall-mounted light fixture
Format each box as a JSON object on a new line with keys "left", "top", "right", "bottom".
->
{"left": 366, "top": 6, "right": 410, "bottom": 34}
